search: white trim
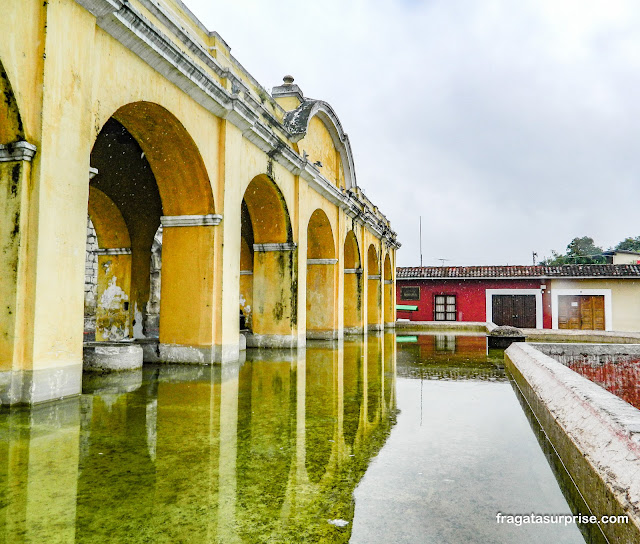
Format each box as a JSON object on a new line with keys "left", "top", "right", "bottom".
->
{"left": 307, "top": 258, "right": 337, "bottom": 265}
{"left": 384, "top": 279, "right": 393, "bottom": 285}
{"left": 0, "top": 141, "right": 37, "bottom": 162}
{"left": 89, "top": 167, "right": 99, "bottom": 179}
{"left": 161, "top": 214, "right": 222, "bottom": 227}
{"left": 240, "top": 270, "right": 253, "bottom": 275}
{"left": 551, "top": 289, "right": 612, "bottom": 331}
{"left": 253, "top": 242, "right": 297, "bottom": 252}
{"left": 485, "top": 289, "right": 543, "bottom": 329}
{"left": 344, "top": 268, "right": 363, "bottom": 274}
{"left": 96, "top": 247, "right": 132, "bottom": 255}
{"left": 368, "top": 274, "right": 381, "bottom": 280}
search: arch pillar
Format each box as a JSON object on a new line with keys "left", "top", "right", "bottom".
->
{"left": 158, "top": 214, "right": 222, "bottom": 363}
{"left": 367, "top": 245, "right": 383, "bottom": 332}
{"left": 0, "top": 142, "right": 37, "bottom": 403}
{"left": 383, "top": 252, "right": 395, "bottom": 328}
{"left": 248, "top": 242, "right": 299, "bottom": 348}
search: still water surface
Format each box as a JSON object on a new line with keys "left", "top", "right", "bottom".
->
{"left": 0, "top": 333, "right": 586, "bottom": 543}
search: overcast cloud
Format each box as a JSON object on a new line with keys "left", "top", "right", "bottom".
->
{"left": 183, "top": 0, "right": 640, "bottom": 266}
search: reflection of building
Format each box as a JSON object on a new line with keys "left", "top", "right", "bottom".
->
{"left": 397, "top": 265, "right": 640, "bottom": 332}
{"left": 1, "top": 0, "right": 399, "bottom": 404}
{"left": 0, "top": 337, "right": 396, "bottom": 542}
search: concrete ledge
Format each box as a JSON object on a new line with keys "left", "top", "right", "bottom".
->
{"left": 0, "top": 365, "right": 82, "bottom": 406}
{"left": 522, "top": 328, "right": 640, "bottom": 344}
{"left": 158, "top": 343, "right": 214, "bottom": 364}
{"left": 306, "top": 329, "right": 339, "bottom": 340}
{"left": 367, "top": 323, "right": 384, "bottom": 332}
{"left": 83, "top": 342, "right": 144, "bottom": 372}
{"left": 134, "top": 338, "right": 161, "bottom": 363}
{"left": 343, "top": 326, "right": 365, "bottom": 335}
{"left": 245, "top": 333, "right": 299, "bottom": 348}
{"left": 384, "top": 322, "right": 396, "bottom": 329}
{"left": 394, "top": 320, "right": 491, "bottom": 332}
{"left": 505, "top": 343, "right": 640, "bottom": 542}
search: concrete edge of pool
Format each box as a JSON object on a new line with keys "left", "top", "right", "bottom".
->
{"left": 505, "top": 342, "right": 640, "bottom": 543}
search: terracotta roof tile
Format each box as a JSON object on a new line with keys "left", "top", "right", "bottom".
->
{"left": 396, "top": 264, "right": 640, "bottom": 279}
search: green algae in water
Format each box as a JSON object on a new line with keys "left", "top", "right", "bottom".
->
{"left": 0, "top": 337, "right": 396, "bottom": 544}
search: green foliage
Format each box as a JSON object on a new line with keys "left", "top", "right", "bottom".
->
{"left": 540, "top": 236, "right": 605, "bottom": 265}
{"left": 615, "top": 236, "right": 640, "bottom": 252}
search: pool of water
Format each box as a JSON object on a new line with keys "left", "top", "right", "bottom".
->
{"left": 0, "top": 333, "right": 588, "bottom": 543}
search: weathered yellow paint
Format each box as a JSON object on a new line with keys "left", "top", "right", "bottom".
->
{"left": 367, "top": 245, "right": 382, "bottom": 328}
{"left": 0, "top": 0, "right": 397, "bottom": 402}
{"left": 384, "top": 254, "right": 394, "bottom": 325}
{"left": 299, "top": 117, "right": 341, "bottom": 187}
{"left": 160, "top": 225, "right": 215, "bottom": 346}
{"left": 87, "top": 187, "right": 131, "bottom": 249}
{"left": 344, "top": 230, "right": 363, "bottom": 331}
{"left": 95, "top": 254, "right": 131, "bottom": 341}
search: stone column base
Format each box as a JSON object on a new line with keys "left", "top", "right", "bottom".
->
{"left": 83, "top": 342, "right": 143, "bottom": 372}
{"left": 245, "top": 333, "right": 299, "bottom": 349}
{"left": 306, "top": 329, "right": 339, "bottom": 340}
{"left": 384, "top": 322, "right": 396, "bottom": 329}
{"left": 367, "top": 323, "right": 384, "bottom": 332}
{"left": 0, "top": 365, "right": 82, "bottom": 406}
{"left": 159, "top": 343, "right": 215, "bottom": 364}
{"left": 343, "top": 326, "right": 365, "bottom": 335}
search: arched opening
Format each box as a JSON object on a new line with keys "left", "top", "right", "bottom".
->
{"left": 367, "top": 245, "right": 382, "bottom": 329}
{"left": 85, "top": 187, "right": 132, "bottom": 341}
{"left": 306, "top": 209, "right": 336, "bottom": 339}
{"left": 240, "top": 176, "right": 297, "bottom": 347}
{"left": 87, "top": 102, "right": 216, "bottom": 361}
{"left": 384, "top": 253, "right": 394, "bottom": 326}
{"left": 343, "top": 231, "right": 363, "bottom": 334}
{"left": 0, "top": 60, "right": 29, "bottom": 369}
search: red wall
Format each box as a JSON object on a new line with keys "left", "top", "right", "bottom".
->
{"left": 397, "top": 278, "right": 552, "bottom": 327}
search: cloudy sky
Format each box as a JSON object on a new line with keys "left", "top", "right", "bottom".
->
{"left": 183, "top": 0, "right": 640, "bottom": 267}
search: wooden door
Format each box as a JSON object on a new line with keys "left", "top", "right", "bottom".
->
{"left": 492, "top": 295, "right": 536, "bottom": 328}
{"left": 558, "top": 295, "right": 605, "bottom": 330}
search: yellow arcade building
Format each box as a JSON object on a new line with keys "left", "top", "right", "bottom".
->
{"left": 0, "top": 0, "right": 399, "bottom": 404}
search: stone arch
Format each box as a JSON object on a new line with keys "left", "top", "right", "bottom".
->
{"left": 241, "top": 175, "right": 297, "bottom": 346}
{"left": 344, "top": 230, "right": 363, "bottom": 333}
{"left": 89, "top": 102, "right": 217, "bottom": 361}
{"left": 284, "top": 100, "right": 357, "bottom": 189}
{"left": 383, "top": 253, "right": 394, "bottom": 325}
{"left": 367, "top": 244, "right": 382, "bottom": 328}
{"left": 86, "top": 187, "right": 132, "bottom": 341}
{"left": 306, "top": 209, "right": 336, "bottom": 339}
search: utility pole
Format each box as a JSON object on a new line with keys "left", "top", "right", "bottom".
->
{"left": 419, "top": 216, "right": 423, "bottom": 267}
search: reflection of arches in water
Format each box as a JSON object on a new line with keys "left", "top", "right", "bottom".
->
{"left": 236, "top": 361, "right": 295, "bottom": 538}
{"left": 367, "top": 336, "right": 382, "bottom": 423}
{"left": 384, "top": 333, "right": 394, "bottom": 409}
{"left": 343, "top": 341, "right": 363, "bottom": 449}
{"left": 305, "top": 348, "right": 335, "bottom": 483}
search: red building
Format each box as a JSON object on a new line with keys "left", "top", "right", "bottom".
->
{"left": 396, "top": 265, "right": 640, "bottom": 331}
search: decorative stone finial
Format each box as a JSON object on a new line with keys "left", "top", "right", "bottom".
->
{"left": 283, "top": 75, "right": 294, "bottom": 85}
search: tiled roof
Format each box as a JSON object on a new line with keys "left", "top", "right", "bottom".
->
{"left": 396, "top": 264, "right": 640, "bottom": 279}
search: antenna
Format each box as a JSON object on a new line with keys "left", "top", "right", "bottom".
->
{"left": 532, "top": 251, "right": 538, "bottom": 265}
{"left": 438, "top": 258, "right": 450, "bottom": 267}
{"left": 419, "top": 216, "right": 423, "bottom": 267}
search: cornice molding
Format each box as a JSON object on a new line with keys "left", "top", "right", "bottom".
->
{"left": 0, "top": 141, "right": 37, "bottom": 162}
{"left": 161, "top": 214, "right": 222, "bottom": 227}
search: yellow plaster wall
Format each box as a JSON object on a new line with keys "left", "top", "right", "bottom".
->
{"left": 96, "top": 254, "right": 131, "bottom": 341}
{"left": 298, "top": 117, "right": 341, "bottom": 187}
{"left": 550, "top": 279, "right": 640, "bottom": 332}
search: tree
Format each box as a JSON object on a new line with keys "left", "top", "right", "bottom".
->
{"left": 540, "top": 236, "right": 605, "bottom": 265}
{"left": 615, "top": 237, "right": 640, "bottom": 252}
